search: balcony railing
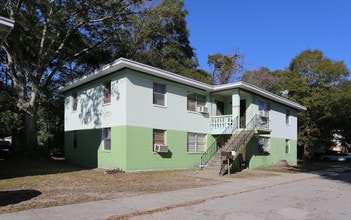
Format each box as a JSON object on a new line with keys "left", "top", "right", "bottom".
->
{"left": 202, "top": 116, "right": 238, "bottom": 166}
{"left": 211, "top": 114, "right": 269, "bottom": 134}
{"left": 244, "top": 114, "right": 270, "bottom": 130}
{"left": 211, "top": 115, "right": 235, "bottom": 134}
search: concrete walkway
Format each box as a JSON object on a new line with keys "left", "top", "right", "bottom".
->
{"left": 0, "top": 169, "right": 344, "bottom": 220}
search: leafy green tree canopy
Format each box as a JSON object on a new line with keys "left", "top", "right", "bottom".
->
{"left": 0, "top": 0, "right": 208, "bottom": 158}
{"left": 0, "top": 0, "right": 142, "bottom": 157}
{"left": 273, "top": 49, "right": 350, "bottom": 158}
{"left": 120, "top": 0, "right": 211, "bottom": 83}
{"left": 289, "top": 49, "right": 349, "bottom": 87}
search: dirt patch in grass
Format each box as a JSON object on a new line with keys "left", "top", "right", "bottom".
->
{"left": 0, "top": 157, "right": 221, "bottom": 214}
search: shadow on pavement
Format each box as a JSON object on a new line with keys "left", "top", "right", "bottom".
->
{"left": 301, "top": 161, "right": 351, "bottom": 185}
{"left": 322, "top": 171, "right": 351, "bottom": 184}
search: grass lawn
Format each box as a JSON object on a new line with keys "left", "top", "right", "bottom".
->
{"left": 0, "top": 157, "right": 220, "bottom": 214}
{"left": 1, "top": 156, "right": 346, "bottom": 214}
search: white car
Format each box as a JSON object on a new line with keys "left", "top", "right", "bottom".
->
{"left": 319, "top": 152, "right": 351, "bottom": 161}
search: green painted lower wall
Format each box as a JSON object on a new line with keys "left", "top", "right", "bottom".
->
{"left": 98, "top": 126, "right": 127, "bottom": 169}
{"left": 65, "top": 129, "right": 102, "bottom": 167}
{"left": 65, "top": 127, "right": 296, "bottom": 171}
{"left": 65, "top": 126, "right": 215, "bottom": 171}
{"left": 124, "top": 127, "right": 200, "bottom": 171}
{"left": 244, "top": 136, "right": 297, "bottom": 169}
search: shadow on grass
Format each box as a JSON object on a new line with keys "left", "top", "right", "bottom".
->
{"left": 0, "top": 156, "right": 90, "bottom": 180}
{"left": 0, "top": 190, "right": 42, "bottom": 206}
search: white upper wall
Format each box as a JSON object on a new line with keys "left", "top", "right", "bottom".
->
{"left": 64, "top": 71, "right": 128, "bottom": 131}
{"left": 64, "top": 69, "right": 210, "bottom": 133}
{"left": 61, "top": 58, "right": 305, "bottom": 135}
{"left": 59, "top": 58, "right": 306, "bottom": 112}
{"left": 125, "top": 70, "right": 210, "bottom": 133}
{"left": 252, "top": 95, "right": 298, "bottom": 140}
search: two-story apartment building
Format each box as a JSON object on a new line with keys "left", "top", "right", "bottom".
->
{"left": 58, "top": 58, "right": 306, "bottom": 173}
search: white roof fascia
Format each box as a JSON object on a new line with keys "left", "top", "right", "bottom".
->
{"left": 58, "top": 58, "right": 212, "bottom": 93}
{"left": 117, "top": 58, "right": 212, "bottom": 91}
{"left": 58, "top": 58, "right": 306, "bottom": 111}
{"left": 213, "top": 81, "right": 307, "bottom": 111}
{"left": 0, "top": 16, "right": 14, "bottom": 45}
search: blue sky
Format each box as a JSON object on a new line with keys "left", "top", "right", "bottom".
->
{"left": 184, "top": 0, "right": 351, "bottom": 73}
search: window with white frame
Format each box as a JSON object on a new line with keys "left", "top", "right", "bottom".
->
{"left": 102, "top": 128, "right": 111, "bottom": 151}
{"left": 153, "top": 83, "right": 166, "bottom": 106}
{"left": 258, "top": 136, "right": 270, "bottom": 154}
{"left": 187, "top": 92, "right": 206, "bottom": 111}
{"left": 285, "top": 139, "right": 290, "bottom": 154}
{"left": 103, "top": 81, "right": 111, "bottom": 104}
{"left": 187, "top": 133, "right": 206, "bottom": 152}
{"left": 72, "top": 93, "right": 77, "bottom": 111}
{"left": 286, "top": 110, "right": 290, "bottom": 125}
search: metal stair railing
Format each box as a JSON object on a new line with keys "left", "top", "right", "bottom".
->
{"left": 219, "top": 115, "right": 257, "bottom": 176}
{"left": 219, "top": 129, "right": 255, "bottom": 176}
{"left": 200, "top": 116, "right": 238, "bottom": 167}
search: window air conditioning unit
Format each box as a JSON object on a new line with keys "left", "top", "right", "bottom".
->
{"left": 154, "top": 144, "right": 168, "bottom": 153}
{"left": 197, "top": 106, "right": 208, "bottom": 113}
{"left": 259, "top": 110, "right": 268, "bottom": 118}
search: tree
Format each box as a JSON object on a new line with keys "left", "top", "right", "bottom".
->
{"left": 207, "top": 51, "right": 244, "bottom": 84}
{"left": 241, "top": 67, "right": 279, "bottom": 92}
{"left": 328, "top": 81, "right": 351, "bottom": 143}
{"left": 118, "top": 0, "right": 212, "bottom": 83}
{"left": 0, "top": 0, "right": 141, "bottom": 158}
{"left": 0, "top": 0, "right": 209, "bottom": 158}
{"left": 0, "top": 83, "right": 22, "bottom": 138}
{"left": 273, "top": 49, "right": 350, "bottom": 159}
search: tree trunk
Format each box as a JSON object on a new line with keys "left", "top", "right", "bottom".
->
{"left": 24, "top": 110, "right": 39, "bottom": 159}
{"left": 303, "top": 143, "right": 310, "bottom": 161}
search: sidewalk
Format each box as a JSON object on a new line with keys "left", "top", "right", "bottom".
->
{"left": 0, "top": 170, "right": 321, "bottom": 220}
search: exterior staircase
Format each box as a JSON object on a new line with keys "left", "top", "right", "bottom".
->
{"left": 219, "top": 129, "right": 255, "bottom": 176}
{"left": 195, "top": 149, "right": 223, "bottom": 178}
{"left": 199, "top": 115, "right": 263, "bottom": 177}
{"left": 198, "top": 128, "right": 255, "bottom": 177}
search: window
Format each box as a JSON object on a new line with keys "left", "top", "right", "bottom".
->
{"left": 187, "top": 133, "right": 206, "bottom": 152}
{"left": 102, "top": 128, "right": 111, "bottom": 151}
{"left": 153, "top": 83, "right": 166, "bottom": 106}
{"left": 153, "top": 129, "right": 165, "bottom": 146}
{"left": 104, "top": 81, "right": 111, "bottom": 104}
{"left": 258, "top": 136, "right": 270, "bottom": 154}
{"left": 187, "top": 92, "right": 206, "bottom": 111}
{"left": 72, "top": 93, "right": 77, "bottom": 111}
{"left": 73, "top": 131, "right": 77, "bottom": 148}
{"left": 285, "top": 139, "right": 290, "bottom": 154}
{"left": 286, "top": 110, "right": 290, "bottom": 125}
